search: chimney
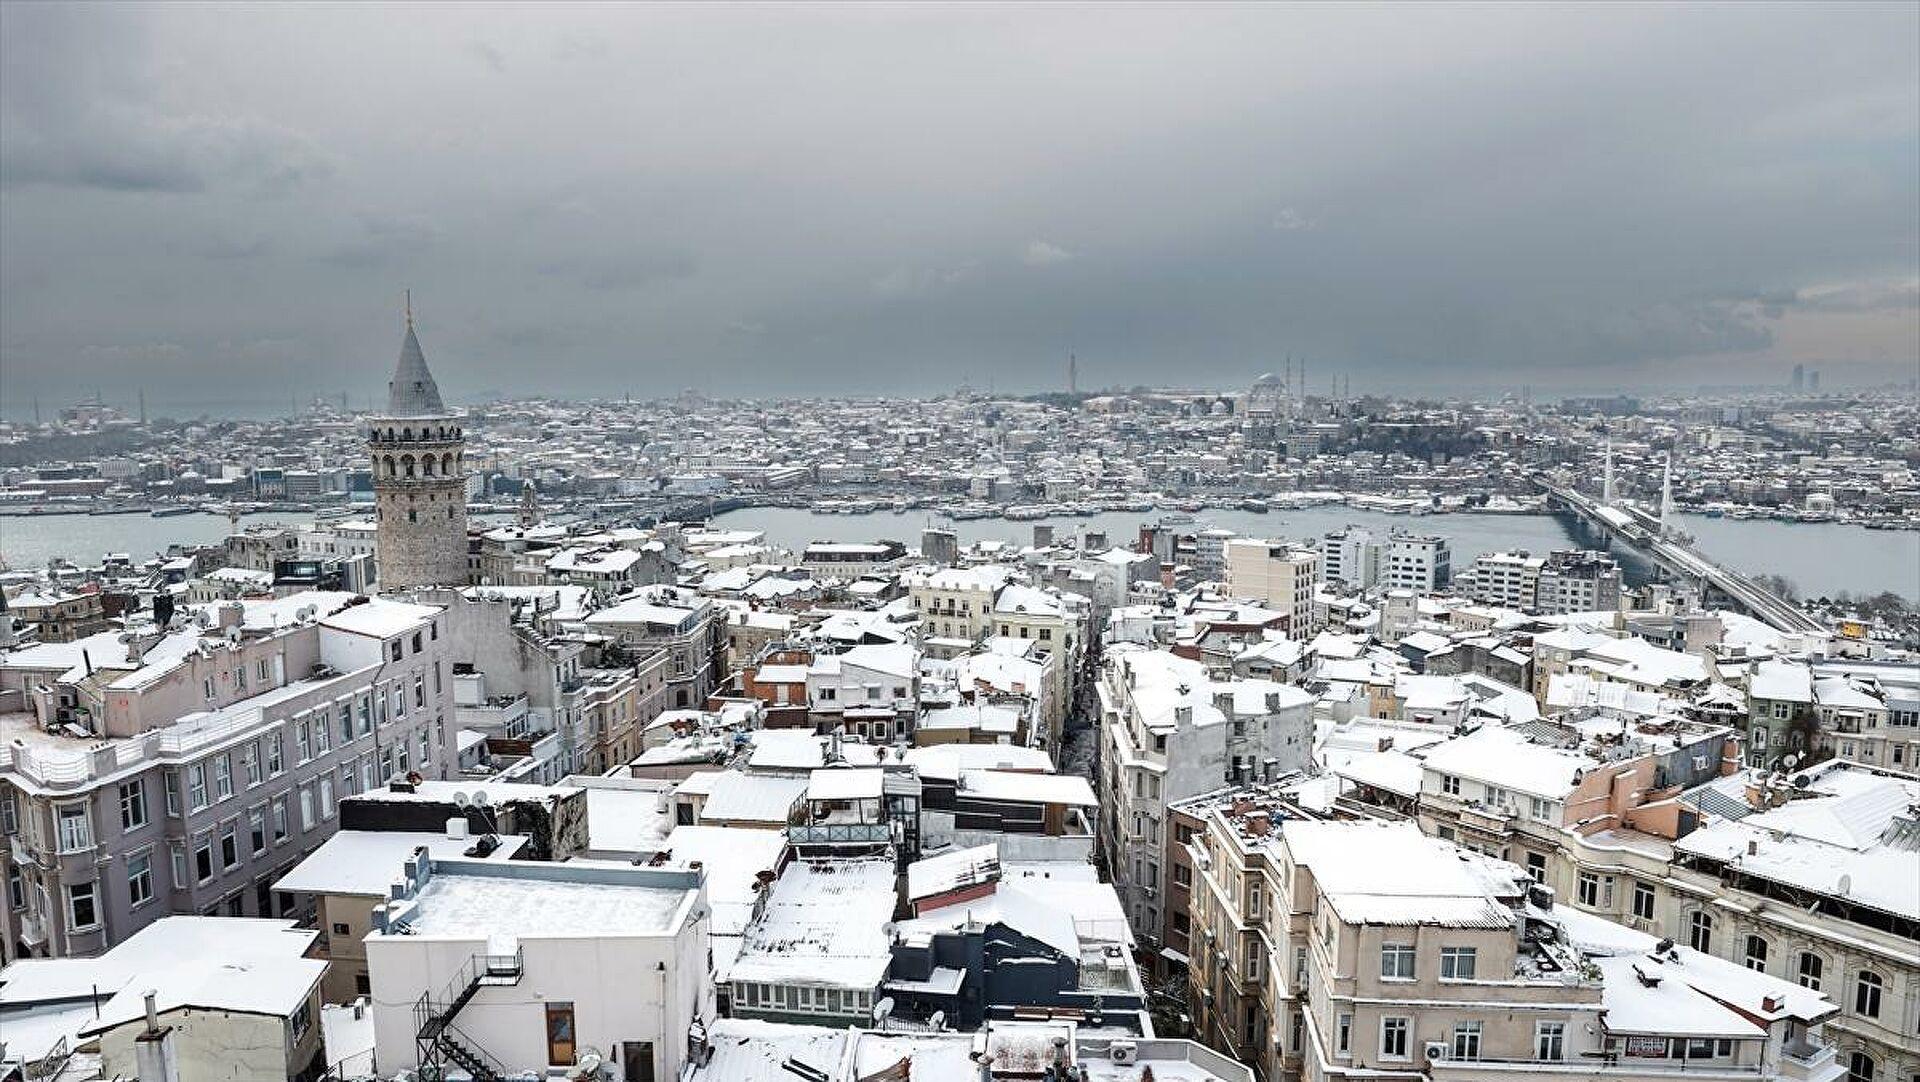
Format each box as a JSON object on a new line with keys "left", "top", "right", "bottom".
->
{"left": 134, "top": 990, "right": 180, "bottom": 1082}
{"left": 1174, "top": 705, "right": 1193, "bottom": 726}
{"left": 1245, "top": 811, "right": 1271, "bottom": 837}
{"left": 1052, "top": 1034, "right": 1070, "bottom": 1069}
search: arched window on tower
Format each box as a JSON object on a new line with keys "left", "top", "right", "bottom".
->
{"left": 402, "top": 427, "right": 413, "bottom": 441}
{"left": 382, "top": 455, "right": 396, "bottom": 478}
{"left": 442, "top": 453, "right": 454, "bottom": 475}
{"left": 422, "top": 456, "right": 434, "bottom": 477}
{"left": 401, "top": 455, "right": 415, "bottom": 478}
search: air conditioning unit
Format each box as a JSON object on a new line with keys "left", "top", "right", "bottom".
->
{"left": 1424, "top": 1041, "right": 1449, "bottom": 1062}
{"left": 1110, "top": 1041, "right": 1137, "bottom": 1065}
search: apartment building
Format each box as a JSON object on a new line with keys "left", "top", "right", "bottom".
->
{"left": 1095, "top": 645, "right": 1313, "bottom": 958}
{"left": 1187, "top": 812, "right": 1848, "bottom": 1082}
{"left": 0, "top": 591, "right": 454, "bottom": 961}
{"left": 5, "top": 588, "right": 107, "bottom": 644}
{"left": 1464, "top": 551, "right": 1543, "bottom": 611}
{"left": 364, "top": 853, "right": 712, "bottom": 1080}
{"left": 1666, "top": 762, "right": 1919, "bottom": 1082}
{"left": 1382, "top": 533, "right": 1450, "bottom": 593}
{"left": 1316, "top": 527, "right": 1380, "bottom": 590}
{"left": 1535, "top": 550, "right": 1623, "bottom": 615}
{"left": 583, "top": 584, "right": 727, "bottom": 710}
{"left": 908, "top": 565, "right": 1016, "bottom": 641}
{"left": 1223, "top": 540, "right": 1321, "bottom": 642}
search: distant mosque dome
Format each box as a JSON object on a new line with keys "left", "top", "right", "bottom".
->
{"left": 1254, "top": 372, "right": 1280, "bottom": 386}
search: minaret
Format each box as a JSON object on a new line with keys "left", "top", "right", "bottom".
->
{"left": 367, "top": 295, "right": 469, "bottom": 590}
{"left": 1601, "top": 437, "right": 1615, "bottom": 506}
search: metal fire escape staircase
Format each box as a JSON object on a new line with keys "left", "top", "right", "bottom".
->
{"left": 413, "top": 948, "right": 523, "bottom": 1081}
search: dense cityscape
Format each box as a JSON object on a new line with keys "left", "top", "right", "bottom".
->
{"left": 3, "top": 4, "right": 1917, "bottom": 1082}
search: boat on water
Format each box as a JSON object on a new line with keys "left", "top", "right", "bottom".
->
{"left": 151, "top": 505, "right": 198, "bottom": 518}
{"left": 1004, "top": 504, "right": 1050, "bottom": 521}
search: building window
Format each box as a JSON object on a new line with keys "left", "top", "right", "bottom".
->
{"left": 171, "top": 845, "right": 189, "bottom": 889}
{"left": 1451, "top": 1021, "right": 1482, "bottom": 1061}
{"left": 242, "top": 743, "right": 261, "bottom": 787}
{"left": 299, "top": 789, "right": 315, "bottom": 831}
{"left": 1632, "top": 881, "right": 1655, "bottom": 921}
{"left": 1855, "top": 971, "right": 1883, "bottom": 1019}
{"left": 118, "top": 780, "right": 148, "bottom": 831}
{"left": 188, "top": 764, "right": 209, "bottom": 809}
{"left": 1440, "top": 946, "right": 1477, "bottom": 980}
{"left": 128, "top": 851, "right": 154, "bottom": 908}
{"left": 1847, "top": 1051, "right": 1875, "bottom": 1082}
{"left": 1688, "top": 910, "right": 1712, "bottom": 953}
{"left": 319, "top": 778, "right": 335, "bottom": 820}
{"left": 1380, "top": 1017, "right": 1409, "bottom": 1059}
{"left": 1744, "top": 935, "right": 1768, "bottom": 972}
{"left": 213, "top": 755, "right": 233, "bottom": 800}
{"left": 1381, "top": 943, "right": 1416, "bottom": 980}
{"left": 1335, "top": 1013, "right": 1351, "bottom": 1055}
{"left": 67, "top": 881, "right": 99, "bottom": 930}
{"left": 56, "top": 804, "right": 93, "bottom": 852}
{"left": 271, "top": 799, "right": 289, "bottom": 842}
{"left": 1535, "top": 1021, "right": 1565, "bottom": 1061}
{"left": 220, "top": 828, "right": 239, "bottom": 869}
{"left": 268, "top": 734, "right": 284, "bottom": 775}
{"left": 249, "top": 808, "right": 267, "bottom": 854}
{"left": 1441, "top": 774, "right": 1460, "bottom": 795}
{"left": 1798, "top": 952, "right": 1823, "bottom": 991}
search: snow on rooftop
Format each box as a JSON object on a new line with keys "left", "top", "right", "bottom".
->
{"left": 729, "top": 860, "right": 897, "bottom": 989}
{"left": 1419, "top": 724, "right": 1593, "bottom": 801}
{"left": 1282, "top": 820, "right": 1523, "bottom": 929}
{"left": 318, "top": 597, "right": 440, "bottom": 638}
{"left": 79, "top": 957, "right": 326, "bottom": 1036}
{"left": 807, "top": 766, "right": 884, "bottom": 802}
{"left": 0, "top": 916, "right": 317, "bottom": 1008}
{"left": 701, "top": 771, "right": 807, "bottom": 824}
{"left": 274, "top": 830, "right": 527, "bottom": 896}
{"left": 393, "top": 869, "right": 694, "bottom": 939}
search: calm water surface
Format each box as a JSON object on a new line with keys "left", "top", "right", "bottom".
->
{"left": 4, "top": 506, "right": 1912, "bottom": 601}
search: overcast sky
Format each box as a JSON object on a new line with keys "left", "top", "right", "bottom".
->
{"left": 1, "top": 3, "right": 1915, "bottom": 413}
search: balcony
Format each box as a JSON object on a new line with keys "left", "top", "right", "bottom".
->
{"left": 1777, "top": 1039, "right": 1836, "bottom": 1081}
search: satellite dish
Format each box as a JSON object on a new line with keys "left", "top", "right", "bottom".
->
{"left": 451, "top": 791, "right": 471, "bottom": 808}
{"left": 880, "top": 922, "right": 898, "bottom": 940}
{"left": 872, "top": 996, "right": 894, "bottom": 1023}
{"left": 473, "top": 790, "right": 492, "bottom": 808}
{"left": 568, "top": 1048, "right": 604, "bottom": 1079}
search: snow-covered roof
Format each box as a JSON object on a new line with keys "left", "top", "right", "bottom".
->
{"left": 1282, "top": 820, "right": 1523, "bottom": 929}
{"left": 701, "top": 771, "right": 808, "bottom": 825}
{"left": 0, "top": 916, "right": 317, "bottom": 1008}
{"left": 274, "top": 830, "right": 527, "bottom": 896}
{"left": 907, "top": 843, "right": 1001, "bottom": 901}
{"left": 958, "top": 769, "right": 1098, "bottom": 806}
{"left": 319, "top": 597, "right": 440, "bottom": 638}
{"left": 1673, "top": 764, "right": 1920, "bottom": 916}
{"left": 78, "top": 957, "right": 326, "bottom": 1036}
{"left": 807, "top": 767, "right": 884, "bottom": 802}
{"left": 1420, "top": 725, "right": 1593, "bottom": 801}
{"left": 1749, "top": 658, "right": 1813, "bottom": 703}
{"left": 729, "top": 860, "right": 898, "bottom": 989}
{"left": 390, "top": 865, "right": 696, "bottom": 938}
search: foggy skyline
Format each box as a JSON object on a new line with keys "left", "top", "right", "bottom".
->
{"left": 2, "top": 2, "right": 1916, "bottom": 411}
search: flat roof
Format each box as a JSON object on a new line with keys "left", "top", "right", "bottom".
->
{"left": 274, "top": 830, "right": 527, "bottom": 896}
{"left": 393, "top": 868, "right": 695, "bottom": 939}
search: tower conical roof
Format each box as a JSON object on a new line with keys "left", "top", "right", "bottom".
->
{"left": 387, "top": 319, "right": 447, "bottom": 416}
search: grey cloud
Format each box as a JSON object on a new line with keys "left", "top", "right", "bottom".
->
{"left": 0, "top": 3, "right": 1914, "bottom": 406}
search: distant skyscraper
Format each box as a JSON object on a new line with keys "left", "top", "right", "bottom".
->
{"left": 1791, "top": 363, "right": 1805, "bottom": 391}
{"left": 368, "top": 298, "right": 469, "bottom": 590}
{"left": 1808, "top": 369, "right": 1820, "bottom": 392}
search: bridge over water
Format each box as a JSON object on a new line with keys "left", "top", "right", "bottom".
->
{"left": 1537, "top": 478, "right": 1826, "bottom": 636}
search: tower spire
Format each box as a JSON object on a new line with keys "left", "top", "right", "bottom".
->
{"left": 1602, "top": 437, "right": 1615, "bottom": 506}
{"left": 404, "top": 288, "right": 413, "bottom": 329}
